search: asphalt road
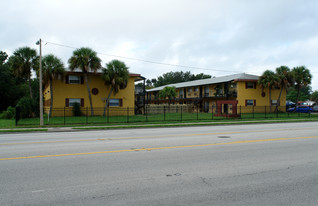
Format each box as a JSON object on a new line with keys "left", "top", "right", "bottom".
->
{"left": 1, "top": 122, "right": 318, "bottom": 205}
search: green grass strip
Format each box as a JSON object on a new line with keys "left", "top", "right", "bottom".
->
{"left": 0, "top": 129, "right": 48, "bottom": 133}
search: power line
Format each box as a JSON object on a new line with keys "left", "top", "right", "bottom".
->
{"left": 44, "top": 41, "right": 239, "bottom": 73}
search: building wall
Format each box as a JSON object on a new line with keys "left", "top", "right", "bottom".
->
{"left": 44, "top": 73, "right": 137, "bottom": 116}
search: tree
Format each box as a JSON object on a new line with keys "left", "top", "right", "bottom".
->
{"left": 153, "top": 71, "right": 211, "bottom": 87}
{"left": 42, "top": 54, "right": 65, "bottom": 117}
{"left": 159, "top": 86, "right": 176, "bottom": 105}
{"left": 0, "top": 52, "right": 28, "bottom": 111}
{"left": 101, "top": 60, "right": 129, "bottom": 116}
{"left": 275, "top": 66, "right": 293, "bottom": 108}
{"left": 258, "top": 70, "right": 279, "bottom": 112}
{"left": 9, "top": 47, "right": 38, "bottom": 100}
{"left": 287, "top": 86, "right": 311, "bottom": 102}
{"left": 68, "top": 47, "right": 102, "bottom": 116}
{"left": 292, "top": 66, "right": 312, "bottom": 105}
{"left": 0, "top": 51, "right": 8, "bottom": 65}
{"left": 311, "top": 90, "right": 318, "bottom": 102}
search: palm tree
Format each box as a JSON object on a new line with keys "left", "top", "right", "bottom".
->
{"left": 159, "top": 86, "right": 177, "bottom": 105}
{"left": 9, "top": 47, "right": 38, "bottom": 99}
{"left": 42, "top": 54, "right": 65, "bottom": 117}
{"left": 68, "top": 47, "right": 102, "bottom": 116}
{"left": 101, "top": 60, "right": 129, "bottom": 116}
{"left": 292, "top": 66, "right": 312, "bottom": 106}
{"left": 275, "top": 66, "right": 294, "bottom": 110}
{"left": 258, "top": 70, "right": 279, "bottom": 112}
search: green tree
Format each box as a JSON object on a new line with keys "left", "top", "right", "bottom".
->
{"left": 159, "top": 86, "right": 176, "bottom": 105}
{"left": 68, "top": 47, "right": 102, "bottom": 116}
{"left": 0, "top": 51, "right": 8, "bottom": 65}
{"left": 9, "top": 47, "right": 38, "bottom": 100}
{"left": 101, "top": 60, "right": 129, "bottom": 116}
{"left": 292, "top": 66, "right": 312, "bottom": 105}
{"left": 275, "top": 66, "right": 293, "bottom": 108}
{"left": 42, "top": 54, "right": 65, "bottom": 117}
{"left": 258, "top": 70, "right": 279, "bottom": 112}
{"left": 311, "top": 90, "right": 318, "bottom": 102}
{"left": 153, "top": 71, "right": 211, "bottom": 87}
{"left": 0, "top": 51, "right": 28, "bottom": 111}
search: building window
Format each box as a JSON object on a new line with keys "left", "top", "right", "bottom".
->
{"left": 187, "top": 88, "right": 192, "bottom": 93}
{"left": 179, "top": 90, "right": 184, "bottom": 98}
{"left": 69, "top": 75, "right": 81, "bottom": 84}
{"left": 246, "top": 99, "right": 255, "bottom": 106}
{"left": 69, "top": 98, "right": 81, "bottom": 107}
{"left": 246, "top": 82, "right": 256, "bottom": 89}
{"left": 230, "top": 83, "right": 237, "bottom": 88}
{"left": 271, "top": 100, "right": 279, "bottom": 106}
{"left": 194, "top": 87, "right": 199, "bottom": 92}
{"left": 109, "top": 99, "right": 123, "bottom": 107}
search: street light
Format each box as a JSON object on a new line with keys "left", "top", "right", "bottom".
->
{"left": 36, "top": 39, "right": 43, "bottom": 126}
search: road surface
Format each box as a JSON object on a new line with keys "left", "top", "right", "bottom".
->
{"left": 1, "top": 122, "right": 318, "bottom": 205}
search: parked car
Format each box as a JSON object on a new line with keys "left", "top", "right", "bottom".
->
{"left": 312, "top": 105, "right": 318, "bottom": 112}
{"left": 296, "top": 106, "right": 313, "bottom": 113}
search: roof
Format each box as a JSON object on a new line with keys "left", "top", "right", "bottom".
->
{"left": 146, "top": 73, "right": 259, "bottom": 92}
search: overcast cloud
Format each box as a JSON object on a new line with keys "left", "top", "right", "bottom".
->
{"left": 1, "top": 0, "right": 318, "bottom": 90}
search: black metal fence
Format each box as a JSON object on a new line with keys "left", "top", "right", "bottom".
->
{"left": 15, "top": 105, "right": 317, "bottom": 126}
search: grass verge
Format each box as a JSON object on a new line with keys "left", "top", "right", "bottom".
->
{"left": 0, "top": 129, "right": 48, "bottom": 133}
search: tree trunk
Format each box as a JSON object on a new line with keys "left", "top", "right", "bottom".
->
{"left": 269, "top": 88, "right": 272, "bottom": 113}
{"left": 84, "top": 74, "right": 94, "bottom": 116}
{"left": 103, "top": 87, "right": 113, "bottom": 116}
{"left": 295, "top": 86, "right": 300, "bottom": 110}
{"left": 276, "top": 85, "right": 284, "bottom": 112}
{"left": 28, "top": 76, "right": 33, "bottom": 100}
{"left": 49, "top": 79, "right": 53, "bottom": 118}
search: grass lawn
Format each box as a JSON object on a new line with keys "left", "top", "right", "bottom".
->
{"left": 11, "top": 111, "right": 318, "bottom": 128}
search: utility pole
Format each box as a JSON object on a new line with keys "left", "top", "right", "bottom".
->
{"left": 36, "top": 39, "right": 44, "bottom": 126}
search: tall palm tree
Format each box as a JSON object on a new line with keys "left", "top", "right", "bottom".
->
{"left": 68, "top": 47, "right": 102, "bottom": 116}
{"left": 258, "top": 70, "right": 279, "bottom": 112}
{"left": 42, "top": 54, "right": 65, "bottom": 117}
{"left": 275, "top": 66, "right": 294, "bottom": 110}
{"left": 292, "top": 66, "right": 312, "bottom": 106}
{"left": 101, "top": 60, "right": 129, "bottom": 116}
{"left": 9, "top": 47, "right": 38, "bottom": 99}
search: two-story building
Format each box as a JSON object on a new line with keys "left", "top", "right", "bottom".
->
{"left": 43, "top": 70, "right": 142, "bottom": 116}
{"left": 146, "top": 73, "right": 286, "bottom": 116}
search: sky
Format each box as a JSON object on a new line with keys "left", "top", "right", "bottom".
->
{"left": 1, "top": 0, "right": 318, "bottom": 90}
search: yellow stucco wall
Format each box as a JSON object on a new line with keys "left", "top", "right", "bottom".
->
{"left": 44, "top": 73, "right": 138, "bottom": 116}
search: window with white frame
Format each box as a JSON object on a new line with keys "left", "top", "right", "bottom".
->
{"left": 271, "top": 100, "right": 279, "bottom": 106}
{"left": 246, "top": 99, "right": 255, "bottom": 106}
{"left": 69, "top": 98, "right": 81, "bottom": 107}
{"left": 69, "top": 75, "right": 81, "bottom": 84}
{"left": 109, "top": 99, "right": 120, "bottom": 106}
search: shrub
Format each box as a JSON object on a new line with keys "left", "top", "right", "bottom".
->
{"left": 0, "top": 106, "right": 16, "bottom": 119}
{"left": 72, "top": 102, "right": 82, "bottom": 116}
{"left": 16, "top": 96, "right": 37, "bottom": 118}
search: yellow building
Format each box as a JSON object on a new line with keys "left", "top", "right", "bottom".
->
{"left": 44, "top": 71, "right": 141, "bottom": 116}
{"left": 146, "top": 73, "right": 286, "bottom": 116}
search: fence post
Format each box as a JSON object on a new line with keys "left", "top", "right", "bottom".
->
{"left": 15, "top": 107, "right": 20, "bottom": 126}
{"left": 240, "top": 106, "right": 242, "bottom": 119}
{"left": 212, "top": 105, "right": 214, "bottom": 120}
{"left": 253, "top": 106, "right": 254, "bottom": 119}
{"left": 127, "top": 107, "right": 129, "bottom": 123}
{"left": 180, "top": 106, "right": 182, "bottom": 121}
{"left": 86, "top": 107, "right": 88, "bottom": 124}
{"left": 197, "top": 105, "right": 199, "bottom": 120}
{"left": 107, "top": 107, "right": 109, "bottom": 123}
{"left": 276, "top": 107, "right": 278, "bottom": 118}
{"left": 146, "top": 105, "right": 148, "bottom": 122}
{"left": 164, "top": 106, "right": 166, "bottom": 121}
{"left": 265, "top": 106, "right": 266, "bottom": 119}
{"left": 63, "top": 107, "right": 66, "bottom": 125}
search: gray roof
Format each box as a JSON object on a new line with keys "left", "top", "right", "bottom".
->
{"left": 146, "top": 73, "right": 259, "bottom": 92}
